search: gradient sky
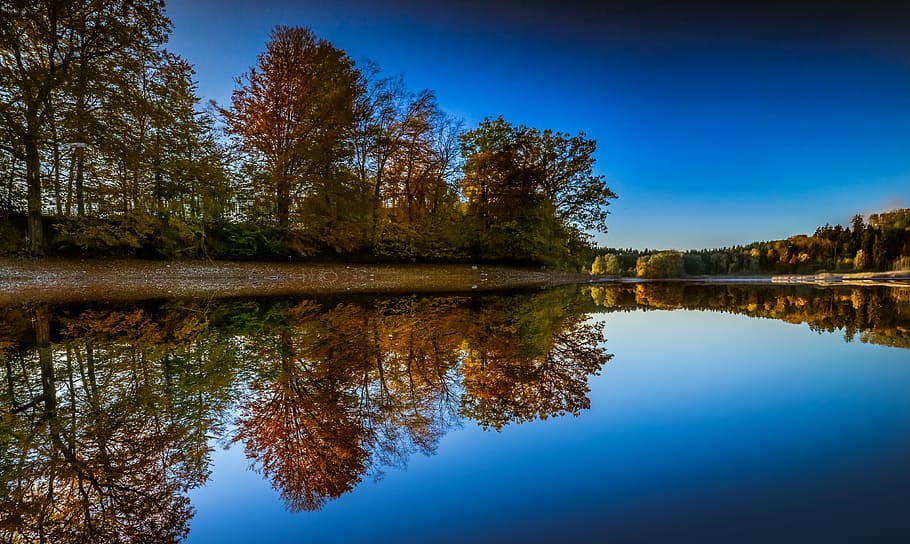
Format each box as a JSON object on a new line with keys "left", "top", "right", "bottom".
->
{"left": 164, "top": 0, "right": 910, "bottom": 250}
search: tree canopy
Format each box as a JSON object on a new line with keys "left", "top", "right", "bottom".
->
{"left": 460, "top": 116, "right": 615, "bottom": 233}
{"left": 459, "top": 116, "right": 615, "bottom": 266}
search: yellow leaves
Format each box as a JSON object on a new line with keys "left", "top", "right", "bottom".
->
{"left": 63, "top": 309, "right": 163, "bottom": 344}
{"left": 171, "top": 314, "right": 204, "bottom": 342}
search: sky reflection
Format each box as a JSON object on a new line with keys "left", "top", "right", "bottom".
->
{"left": 187, "top": 308, "right": 910, "bottom": 543}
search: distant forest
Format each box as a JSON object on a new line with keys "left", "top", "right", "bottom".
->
{"left": 593, "top": 209, "right": 910, "bottom": 277}
{"left": 0, "top": 3, "right": 614, "bottom": 270}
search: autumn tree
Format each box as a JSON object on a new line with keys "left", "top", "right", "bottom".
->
{"left": 460, "top": 117, "right": 533, "bottom": 222}
{"left": 527, "top": 126, "right": 616, "bottom": 233}
{"left": 222, "top": 25, "right": 362, "bottom": 232}
{"left": 349, "top": 67, "right": 463, "bottom": 257}
{"left": 352, "top": 72, "right": 432, "bottom": 231}
{"left": 0, "top": 1, "right": 79, "bottom": 254}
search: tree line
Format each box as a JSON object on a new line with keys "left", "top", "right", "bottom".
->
{"left": 592, "top": 209, "right": 910, "bottom": 277}
{"left": 0, "top": 3, "right": 614, "bottom": 270}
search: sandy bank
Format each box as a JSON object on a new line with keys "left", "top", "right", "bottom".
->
{"left": 0, "top": 258, "right": 592, "bottom": 304}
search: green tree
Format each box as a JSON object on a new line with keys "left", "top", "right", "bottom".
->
{"left": 636, "top": 251, "right": 684, "bottom": 278}
{"left": 459, "top": 116, "right": 615, "bottom": 267}
{"left": 849, "top": 213, "right": 866, "bottom": 254}
{"left": 854, "top": 249, "right": 869, "bottom": 270}
{"left": 873, "top": 231, "right": 887, "bottom": 270}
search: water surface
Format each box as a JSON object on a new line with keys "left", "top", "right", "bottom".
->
{"left": 1, "top": 284, "right": 908, "bottom": 542}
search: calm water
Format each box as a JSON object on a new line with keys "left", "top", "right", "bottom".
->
{"left": 1, "top": 284, "right": 909, "bottom": 543}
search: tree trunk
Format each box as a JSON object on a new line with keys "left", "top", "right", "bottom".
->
{"left": 51, "top": 123, "right": 63, "bottom": 216}
{"left": 276, "top": 174, "right": 290, "bottom": 229}
{"left": 75, "top": 147, "right": 85, "bottom": 216}
{"left": 25, "top": 123, "right": 45, "bottom": 256}
{"left": 75, "top": 53, "right": 87, "bottom": 216}
{"left": 33, "top": 305, "right": 56, "bottom": 417}
{"left": 154, "top": 129, "right": 162, "bottom": 214}
{"left": 65, "top": 152, "right": 75, "bottom": 215}
{"left": 371, "top": 169, "right": 384, "bottom": 242}
{"left": 4, "top": 155, "right": 16, "bottom": 214}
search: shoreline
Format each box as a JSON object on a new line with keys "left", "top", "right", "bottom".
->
{"left": 2, "top": 258, "right": 908, "bottom": 304}
{"left": 590, "top": 271, "right": 910, "bottom": 287}
{"left": 0, "top": 258, "right": 590, "bottom": 304}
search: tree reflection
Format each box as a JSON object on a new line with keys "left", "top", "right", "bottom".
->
{"left": 1, "top": 283, "right": 906, "bottom": 527}
{"left": 235, "top": 323, "right": 372, "bottom": 512}
{"left": 460, "top": 290, "right": 611, "bottom": 430}
{"left": 0, "top": 303, "right": 234, "bottom": 542}
{"left": 233, "top": 290, "right": 610, "bottom": 510}
{"left": 0, "top": 288, "right": 612, "bottom": 523}
{"left": 588, "top": 284, "right": 910, "bottom": 348}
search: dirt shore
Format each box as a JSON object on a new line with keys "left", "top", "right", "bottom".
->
{"left": 0, "top": 258, "right": 594, "bottom": 304}
{"left": 3, "top": 258, "right": 907, "bottom": 304}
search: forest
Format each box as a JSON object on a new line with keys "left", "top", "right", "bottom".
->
{"left": 0, "top": 2, "right": 614, "bottom": 270}
{"left": 592, "top": 209, "right": 910, "bottom": 277}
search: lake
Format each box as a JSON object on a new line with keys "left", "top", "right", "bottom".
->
{"left": 1, "top": 283, "right": 909, "bottom": 543}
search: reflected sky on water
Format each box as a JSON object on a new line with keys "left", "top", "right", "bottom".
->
{"left": 190, "top": 308, "right": 910, "bottom": 543}
{"left": 1, "top": 285, "right": 908, "bottom": 543}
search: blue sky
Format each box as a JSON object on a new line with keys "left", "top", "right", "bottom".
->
{"left": 165, "top": 0, "right": 910, "bottom": 249}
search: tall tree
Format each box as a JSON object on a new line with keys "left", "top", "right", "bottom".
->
{"left": 528, "top": 127, "right": 616, "bottom": 233}
{"left": 221, "top": 25, "right": 362, "bottom": 230}
{"left": 460, "top": 117, "right": 534, "bottom": 225}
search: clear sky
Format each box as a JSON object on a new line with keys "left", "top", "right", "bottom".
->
{"left": 164, "top": 0, "right": 910, "bottom": 250}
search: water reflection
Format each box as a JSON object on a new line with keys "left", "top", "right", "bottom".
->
{"left": 2, "top": 284, "right": 908, "bottom": 539}
{"left": 232, "top": 291, "right": 611, "bottom": 511}
{"left": 588, "top": 283, "right": 910, "bottom": 348}
{"left": 0, "top": 287, "right": 609, "bottom": 538}
{"left": 0, "top": 305, "right": 211, "bottom": 542}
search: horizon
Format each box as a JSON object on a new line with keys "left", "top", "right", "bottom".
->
{"left": 165, "top": 0, "right": 910, "bottom": 250}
